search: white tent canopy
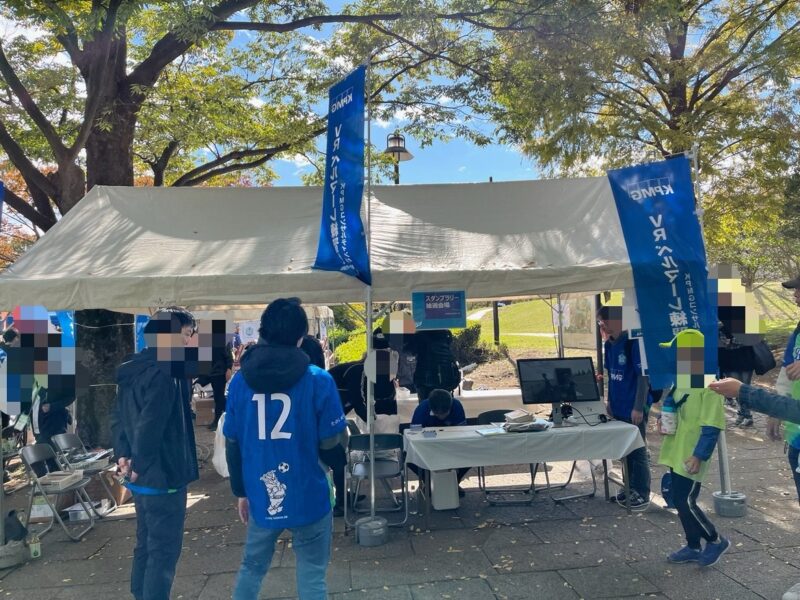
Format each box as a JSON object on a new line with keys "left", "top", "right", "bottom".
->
{"left": 0, "top": 180, "right": 633, "bottom": 311}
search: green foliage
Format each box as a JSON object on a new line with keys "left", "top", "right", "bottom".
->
{"left": 331, "top": 305, "right": 364, "bottom": 332}
{"left": 703, "top": 163, "right": 795, "bottom": 285}
{"left": 334, "top": 330, "right": 367, "bottom": 363}
{"left": 328, "top": 325, "right": 356, "bottom": 349}
{"left": 483, "top": 1, "right": 800, "bottom": 176}
{"left": 451, "top": 322, "right": 499, "bottom": 365}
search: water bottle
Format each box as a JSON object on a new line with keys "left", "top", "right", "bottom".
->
{"left": 660, "top": 393, "right": 677, "bottom": 435}
{"left": 29, "top": 533, "right": 41, "bottom": 559}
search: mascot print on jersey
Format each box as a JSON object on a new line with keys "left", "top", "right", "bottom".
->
{"left": 261, "top": 463, "right": 290, "bottom": 516}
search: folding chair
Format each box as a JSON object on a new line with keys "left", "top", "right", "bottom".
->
{"left": 20, "top": 444, "right": 95, "bottom": 541}
{"left": 343, "top": 434, "right": 408, "bottom": 528}
{"left": 51, "top": 433, "right": 117, "bottom": 516}
{"left": 476, "top": 409, "right": 550, "bottom": 505}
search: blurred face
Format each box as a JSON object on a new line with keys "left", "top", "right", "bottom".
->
{"left": 792, "top": 287, "right": 800, "bottom": 308}
{"left": 154, "top": 325, "right": 194, "bottom": 361}
{"left": 155, "top": 325, "right": 194, "bottom": 348}
{"left": 597, "top": 316, "right": 622, "bottom": 341}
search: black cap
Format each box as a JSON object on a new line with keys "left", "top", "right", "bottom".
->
{"left": 782, "top": 275, "right": 800, "bottom": 289}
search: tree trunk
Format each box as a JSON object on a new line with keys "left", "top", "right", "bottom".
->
{"left": 85, "top": 106, "right": 136, "bottom": 188}
{"left": 85, "top": 33, "right": 136, "bottom": 189}
{"left": 75, "top": 310, "right": 134, "bottom": 447}
{"left": 76, "top": 34, "right": 137, "bottom": 446}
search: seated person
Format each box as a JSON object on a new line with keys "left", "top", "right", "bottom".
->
{"left": 408, "top": 389, "right": 470, "bottom": 497}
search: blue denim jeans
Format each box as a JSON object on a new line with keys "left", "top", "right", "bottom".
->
{"left": 233, "top": 512, "right": 332, "bottom": 600}
{"left": 131, "top": 488, "right": 187, "bottom": 600}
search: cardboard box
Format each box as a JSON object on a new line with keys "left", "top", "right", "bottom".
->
{"left": 28, "top": 497, "right": 54, "bottom": 523}
{"left": 194, "top": 398, "right": 215, "bottom": 426}
{"left": 64, "top": 501, "right": 101, "bottom": 521}
{"left": 82, "top": 470, "right": 133, "bottom": 506}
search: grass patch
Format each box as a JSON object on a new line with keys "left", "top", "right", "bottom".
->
{"left": 764, "top": 319, "right": 796, "bottom": 351}
{"left": 754, "top": 283, "right": 798, "bottom": 323}
{"left": 478, "top": 299, "right": 560, "bottom": 351}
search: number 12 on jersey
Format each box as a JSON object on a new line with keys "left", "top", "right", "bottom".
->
{"left": 252, "top": 393, "right": 292, "bottom": 440}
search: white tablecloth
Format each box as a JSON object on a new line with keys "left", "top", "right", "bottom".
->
{"left": 404, "top": 421, "right": 644, "bottom": 472}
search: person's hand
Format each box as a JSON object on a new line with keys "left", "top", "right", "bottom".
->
{"left": 238, "top": 497, "right": 249, "bottom": 525}
{"left": 129, "top": 470, "right": 139, "bottom": 483}
{"left": 41, "top": 403, "right": 50, "bottom": 413}
{"left": 595, "top": 372, "right": 604, "bottom": 383}
{"left": 631, "top": 409, "right": 643, "bottom": 426}
{"left": 787, "top": 363, "right": 800, "bottom": 381}
{"left": 708, "top": 378, "right": 742, "bottom": 398}
{"left": 767, "top": 417, "right": 782, "bottom": 441}
{"left": 684, "top": 456, "right": 701, "bottom": 475}
{"left": 117, "top": 457, "right": 131, "bottom": 478}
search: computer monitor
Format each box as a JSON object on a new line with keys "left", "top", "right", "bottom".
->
{"left": 516, "top": 357, "right": 600, "bottom": 405}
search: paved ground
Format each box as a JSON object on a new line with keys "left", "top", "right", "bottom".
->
{"left": 1, "top": 406, "right": 799, "bottom": 600}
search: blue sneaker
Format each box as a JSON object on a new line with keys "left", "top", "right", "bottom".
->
{"left": 667, "top": 546, "right": 701, "bottom": 563}
{"left": 699, "top": 536, "right": 730, "bottom": 567}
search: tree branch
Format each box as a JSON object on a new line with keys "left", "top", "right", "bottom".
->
{"left": 67, "top": 0, "right": 123, "bottom": 159}
{"left": 211, "top": 8, "right": 502, "bottom": 34}
{"left": 174, "top": 154, "right": 274, "bottom": 187}
{"left": 0, "top": 44, "right": 68, "bottom": 159}
{"left": 0, "top": 186, "right": 52, "bottom": 230}
{"left": 41, "top": 0, "right": 84, "bottom": 68}
{"left": 0, "top": 118, "right": 60, "bottom": 200}
{"left": 171, "top": 144, "right": 291, "bottom": 187}
{"left": 127, "top": 0, "right": 262, "bottom": 91}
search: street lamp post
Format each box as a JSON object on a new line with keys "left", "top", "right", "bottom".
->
{"left": 383, "top": 131, "right": 413, "bottom": 184}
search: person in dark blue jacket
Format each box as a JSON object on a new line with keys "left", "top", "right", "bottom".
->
{"left": 598, "top": 305, "right": 652, "bottom": 510}
{"left": 111, "top": 307, "right": 199, "bottom": 600}
{"left": 409, "top": 389, "right": 470, "bottom": 496}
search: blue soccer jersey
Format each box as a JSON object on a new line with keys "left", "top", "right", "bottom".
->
{"left": 223, "top": 365, "right": 346, "bottom": 528}
{"left": 604, "top": 334, "right": 643, "bottom": 420}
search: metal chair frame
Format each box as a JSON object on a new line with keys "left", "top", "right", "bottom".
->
{"left": 343, "top": 434, "right": 408, "bottom": 529}
{"left": 20, "top": 444, "right": 95, "bottom": 542}
{"left": 51, "top": 433, "right": 117, "bottom": 517}
{"left": 475, "top": 409, "right": 550, "bottom": 505}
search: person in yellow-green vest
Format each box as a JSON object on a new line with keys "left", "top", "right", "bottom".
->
{"left": 658, "top": 329, "right": 730, "bottom": 568}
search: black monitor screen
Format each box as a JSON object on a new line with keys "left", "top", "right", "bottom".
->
{"left": 517, "top": 357, "right": 600, "bottom": 405}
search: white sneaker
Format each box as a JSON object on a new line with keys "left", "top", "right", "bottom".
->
{"left": 783, "top": 583, "right": 800, "bottom": 600}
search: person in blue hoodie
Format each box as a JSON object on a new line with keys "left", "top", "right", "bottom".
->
{"left": 224, "top": 298, "right": 346, "bottom": 600}
{"left": 111, "top": 307, "right": 199, "bottom": 600}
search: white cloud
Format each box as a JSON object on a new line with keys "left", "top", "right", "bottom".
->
{"left": 248, "top": 97, "right": 265, "bottom": 108}
{"left": 0, "top": 16, "right": 47, "bottom": 42}
{"left": 458, "top": 166, "right": 467, "bottom": 172}
{"left": 277, "top": 154, "right": 312, "bottom": 168}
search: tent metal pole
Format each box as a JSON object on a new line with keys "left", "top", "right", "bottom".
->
{"left": 595, "top": 295, "right": 604, "bottom": 396}
{"left": 556, "top": 293, "right": 565, "bottom": 359}
{"left": 365, "top": 61, "right": 376, "bottom": 519}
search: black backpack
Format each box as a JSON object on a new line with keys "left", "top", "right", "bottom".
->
{"left": 411, "top": 330, "right": 461, "bottom": 392}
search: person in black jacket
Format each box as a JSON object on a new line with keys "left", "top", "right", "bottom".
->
{"left": 203, "top": 326, "right": 233, "bottom": 431}
{"left": 111, "top": 307, "right": 199, "bottom": 600}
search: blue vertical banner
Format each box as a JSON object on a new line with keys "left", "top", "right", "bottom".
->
{"left": 313, "top": 65, "right": 371, "bottom": 285}
{"left": 607, "top": 157, "right": 717, "bottom": 390}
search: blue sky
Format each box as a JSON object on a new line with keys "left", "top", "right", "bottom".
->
{"left": 258, "top": 2, "right": 541, "bottom": 187}
{"left": 271, "top": 126, "right": 540, "bottom": 186}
